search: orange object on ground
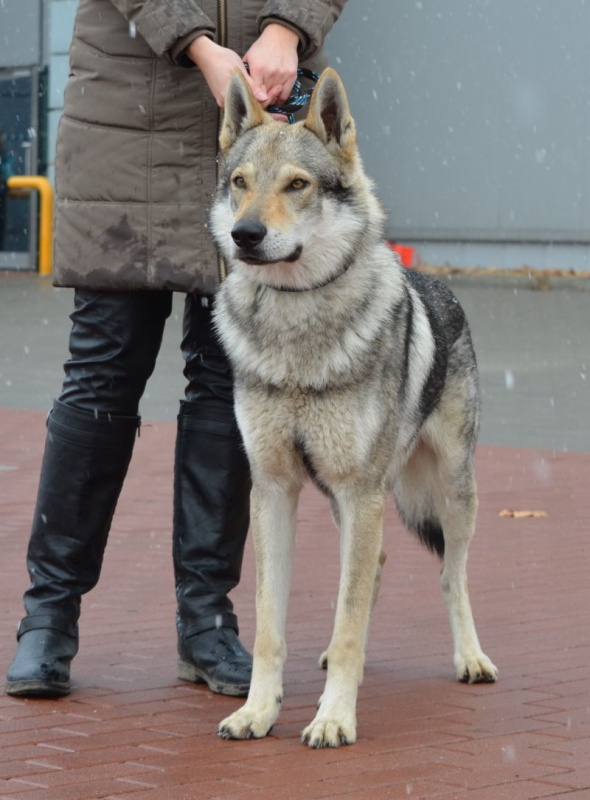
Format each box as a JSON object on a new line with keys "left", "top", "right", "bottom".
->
{"left": 387, "top": 241, "right": 416, "bottom": 268}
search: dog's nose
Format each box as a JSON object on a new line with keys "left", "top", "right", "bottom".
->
{"left": 231, "top": 220, "right": 267, "bottom": 249}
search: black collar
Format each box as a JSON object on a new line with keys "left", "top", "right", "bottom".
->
{"left": 268, "top": 253, "right": 355, "bottom": 293}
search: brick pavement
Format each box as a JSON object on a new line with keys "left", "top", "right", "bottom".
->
{"left": 1, "top": 408, "right": 589, "bottom": 799}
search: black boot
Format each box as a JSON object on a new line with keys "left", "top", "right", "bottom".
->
{"left": 173, "top": 399, "right": 252, "bottom": 697}
{"left": 5, "top": 614, "right": 78, "bottom": 698}
{"left": 5, "top": 400, "right": 139, "bottom": 697}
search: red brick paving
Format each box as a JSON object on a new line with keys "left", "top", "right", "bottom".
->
{"left": 1, "top": 408, "right": 589, "bottom": 799}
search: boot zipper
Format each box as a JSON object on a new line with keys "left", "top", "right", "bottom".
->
{"left": 216, "top": 0, "right": 228, "bottom": 282}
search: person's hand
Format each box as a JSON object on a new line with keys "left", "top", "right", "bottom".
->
{"left": 186, "top": 36, "right": 268, "bottom": 108}
{"left": 243, "top": 23, "right": 299, "bottom": 108}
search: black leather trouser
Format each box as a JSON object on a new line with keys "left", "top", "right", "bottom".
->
{"left": 22, "top": 289, "right": 251, "bottom": 636}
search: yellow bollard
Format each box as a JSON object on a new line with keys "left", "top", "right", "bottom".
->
{"left": 6, "top": 175, "right": 54, "bottom": 276}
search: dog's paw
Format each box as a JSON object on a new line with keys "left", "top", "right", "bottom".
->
{"left": 456, "top": 651, "right": 498, "bottom": 684}
{"left": 218, "top": 705, "right": 277, "bottom": 741}
{"left": 301, "top": 716, "right": 356, "bottom": 748}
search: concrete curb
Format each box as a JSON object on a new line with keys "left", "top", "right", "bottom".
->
{"left": 419, "top": 264, "right": 590, "bottom": 292}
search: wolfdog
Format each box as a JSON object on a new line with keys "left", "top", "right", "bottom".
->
{"left": 211, "top": 68, "right": 498, "bottom": 748}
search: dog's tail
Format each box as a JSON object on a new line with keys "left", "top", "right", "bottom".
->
{"left": 405, "top": 517, "right": 445, "bottom": 559}
{"left": 393, "top": 481, "right": 445, "bottom": 559}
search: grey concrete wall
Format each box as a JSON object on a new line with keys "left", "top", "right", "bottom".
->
{"left": 46, "top": 0, "right": 77, "bottom": 182}
{"left": 325, "top": 0, "right": 590, "bottom": 270}
{"left": 0, "top": 0, "right": 43, "bottom": 68}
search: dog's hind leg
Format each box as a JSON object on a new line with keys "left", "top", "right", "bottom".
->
{"left": 395, "top": 443, "right": 497, "bottom": 683}
{"left": 434, "top": 460, "right": 498, "bottom": 683}
{"left": 218, "top": 480, "right": 299, "bottom": 741}
{"left": 302, "top": 489, "right": 385, "bottom": 748}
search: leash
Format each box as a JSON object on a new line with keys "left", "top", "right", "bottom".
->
{"left": 268, "top": 67, "right": 319, "bottom": 123}
{"left": 244, "top": 66, "right": 319, "bottom": 124}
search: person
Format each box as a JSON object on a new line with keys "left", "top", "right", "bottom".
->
{"left": 5, "top": 0, "right": 347, "bottom": 699}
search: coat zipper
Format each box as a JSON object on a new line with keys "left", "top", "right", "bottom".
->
{"left": 216, "top": 0, "right": 228, "bottom": 282}
{"left": 218, "top": 0, "right": 227, "bottom": 48}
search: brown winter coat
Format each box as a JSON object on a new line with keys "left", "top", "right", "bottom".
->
{"left": 52, "top": 0, "right": 347, "bottom": 294}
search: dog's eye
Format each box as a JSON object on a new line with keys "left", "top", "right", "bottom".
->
{"left": 233, "top": 176, "right": 247, "bottom": 189}
{"left": 288, "top": 178, "right": 309, "bottom": 191}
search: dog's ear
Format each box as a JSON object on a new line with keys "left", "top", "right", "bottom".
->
{"left": 219, "top": 69, "right": 270, "bottom": 153}
{"left": 304, "top": 68, "right": 357, "bottom": 167}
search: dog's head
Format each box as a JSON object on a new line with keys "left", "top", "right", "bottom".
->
{"left": 211, "top": 68, "right": 376, "bottom": 291}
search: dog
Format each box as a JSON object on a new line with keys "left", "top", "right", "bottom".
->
{"left": 211, "top": 67, "right": 498, "bottom": 749}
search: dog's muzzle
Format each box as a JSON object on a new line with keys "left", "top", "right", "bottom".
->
{"left": 231, "top": 220, "right": 302, "bottom": 265}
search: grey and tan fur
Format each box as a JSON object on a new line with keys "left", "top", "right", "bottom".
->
{"left": 211, "top": 68, "right": 498, "bottom": 749}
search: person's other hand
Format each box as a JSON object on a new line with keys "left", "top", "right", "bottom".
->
{"left": 243, "top": 23, "right": 299, "bottom": 108}
{"left": 187, "top": 36, "right": 268, "bottom": 108}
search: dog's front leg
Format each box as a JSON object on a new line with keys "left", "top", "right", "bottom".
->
{"left": 302, "top": 490, "right": 385, "bottom": 748}
{"left": 219, "top": 481, "right": 298, "bottom": 741}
